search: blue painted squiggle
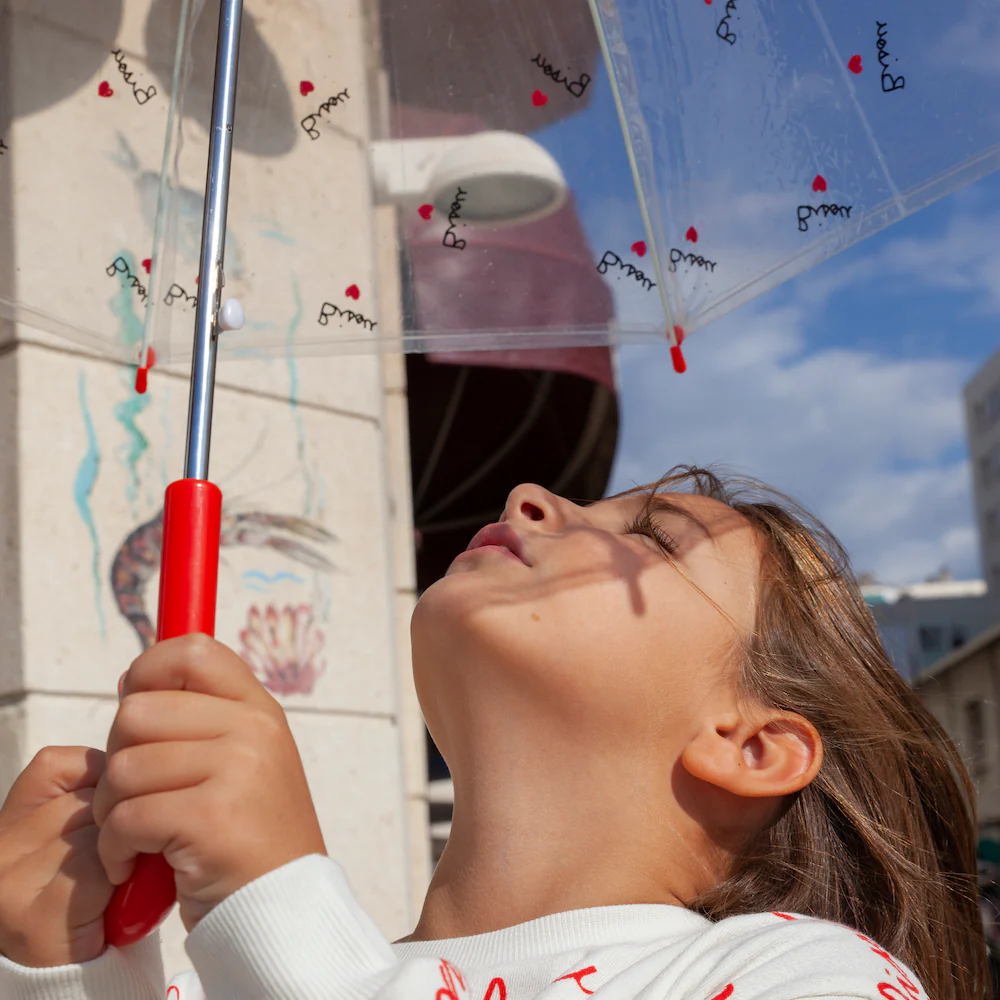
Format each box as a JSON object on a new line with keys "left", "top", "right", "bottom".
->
{"left": 73, "top": 371, "right": 106, "bottom": 637}
{"left": 108, "top": 250, "right": 151, "bottom": 517}
{"left": 316, "top": 473, "right": 327, "bottom": 521}
{"left": 114, "top": 374, "right": 151, "bottom": 519}
{"left": 242, "top": 570, "right": 305, "bottom": 587}
{"left": 286, "top": 277, "right": 315, "bottom": 516}
{"left": 159, "top": 383, "right": 171, "bottom": 491}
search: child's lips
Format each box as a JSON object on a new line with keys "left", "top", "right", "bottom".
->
{"left": 463, "top": 523, "right": 529, "bottom": 565}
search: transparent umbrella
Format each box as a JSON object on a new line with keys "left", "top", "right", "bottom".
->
{"left": 3, "top": 0, "right": 1000, "bottom": 949}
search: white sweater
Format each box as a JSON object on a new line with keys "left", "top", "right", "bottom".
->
{"left": 0, "top": 854, "right": 928, "bottom": 1000}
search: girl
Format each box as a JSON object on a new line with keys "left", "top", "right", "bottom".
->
{"left": 0, "top": 467, "right": 987, "bottom": 1000}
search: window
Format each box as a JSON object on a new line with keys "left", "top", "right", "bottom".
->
{"left": 988, "top": 508, "right": 1000, "bottom": 541}
{"left": 951, "top": 626, "right": 968, "bottom": 649}
{"left": 980, "top": 383, "right": 1000, "bottom": 432}
{"left": 980, "top": 446, "right": 1000, "bottom": 487}
{"left": 965, "top": 700, "right": 987, "bottom": 777}
{"left": 975, "top": 400, "right": 987, "bottom": 431}
{"left": 918, "top": 626, "right": 943, "bottom": 653}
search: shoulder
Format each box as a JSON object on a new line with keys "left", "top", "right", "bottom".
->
{"left": 654, "top": 911, "right": 927, "bottom": 1000}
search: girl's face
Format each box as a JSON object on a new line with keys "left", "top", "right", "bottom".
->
{"left": 411, "top": 484, "right": 762, "bottom": 774}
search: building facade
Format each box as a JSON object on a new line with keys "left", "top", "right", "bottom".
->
{"left": 965, "top": 347, "right": 1000, "bottom": 600}
{"left": 914, "top": 624, "right": 1000, "bottom": 828}
{"left": 863, "top": 579, "right": 997, "bottom": 682}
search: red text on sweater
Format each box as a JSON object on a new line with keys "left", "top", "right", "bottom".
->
{"left": 554, "top": 966, "right": 598, "bottom": 994}
{"left": 483, "top": 977, "right": 508, "bottom": 1000}
{"left": 436, "top": 959, "right": 468, "bottom": 1000}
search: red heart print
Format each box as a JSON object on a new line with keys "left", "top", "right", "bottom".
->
{"left": 299, "top": 80, "right": 315, "bottom": 97}
{"left": 812, "top": 174, "right": 828, "bottom": 193}
{"left": 848, "top": 54, "right": 863, "bottom": 74}
{"left": 531, "top": 89, "right": 548, "bottom": 107}
{"left": 631, "top": 240, "right": 647, "bottom": 257}
{"left": 141, "top": 257, "right": 152, "bottom": 274}
{"left": 345, "top": 284, "right": 360, "bottom": 300}
{"left": 98, "top": 80, "right": 113, "bottom": 98}
{"left": 686, "top": 226, "right": 698, "bottom": 243}
{"left": 418, "top": 204, "right": 434, "bottom": 220}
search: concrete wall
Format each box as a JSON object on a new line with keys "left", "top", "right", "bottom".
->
{"left": 0, "top": 0, "right": 429, "bottom": 982}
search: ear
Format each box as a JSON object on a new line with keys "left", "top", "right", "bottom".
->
{"left": 680, "top": 709, "right": 823, "bottom": 799}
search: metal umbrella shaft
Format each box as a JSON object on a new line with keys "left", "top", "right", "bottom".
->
{"left": 188, "top": 0, "right": 244, "bottom": 481}
{"left": 103, "top": 0, "right": 245, "bottom": 949}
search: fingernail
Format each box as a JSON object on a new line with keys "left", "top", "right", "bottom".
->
{"left": 117, "top": 671, "right": 127, "bottom": 702}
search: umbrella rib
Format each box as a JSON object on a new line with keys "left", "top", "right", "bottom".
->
{"left": 548, "top": 383, "right": 614, "bottom": 498}
{"left": 414, "top": 366, "right": 470, "bottom": 512}
{"left": 418, "top": 371, "right": 556, "bottom": 524}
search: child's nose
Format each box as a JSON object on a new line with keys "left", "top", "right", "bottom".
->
{"left": 503, "top": 484, "right": 566, "bottom": 530}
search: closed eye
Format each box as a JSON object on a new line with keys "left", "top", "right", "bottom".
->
{"left": 624, "top": 510, "right": 679, "bottom": 556}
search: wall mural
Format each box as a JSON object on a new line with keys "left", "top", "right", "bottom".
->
{"left": 109, "top": 508, "right": 334, "bottom": 696}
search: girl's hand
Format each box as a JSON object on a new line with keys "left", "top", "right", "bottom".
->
{"left": 93, "top": 634, "right": 326, "bottom": 932}
{"left": 0, "top": 746, "right": 113, "bottom": 967}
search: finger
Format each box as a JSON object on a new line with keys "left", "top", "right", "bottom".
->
{"left": 92, "top": 741, "right": 214, "bottom": 829}
{"left": 106, "top": 689, "right": 247, "bottom": 756}
{"left": 122, "top": 634, "right": 272, "bottom": 707}
{"left": 0, "top": 747, "right": 106, "bottom": 825}
{"left": 97, "top": 788, "right": 196, "bottom": 885}
{"left": 32, "top": 822, "right": 114, "bottom": 914}
{"left": 5, "top": 787, "right": 100, "bottom": 864}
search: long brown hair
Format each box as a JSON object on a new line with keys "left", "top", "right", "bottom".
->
{"left": 615, "top": 466, "right": 988, "bottom": 1000}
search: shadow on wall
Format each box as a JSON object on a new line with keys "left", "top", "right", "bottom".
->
{"left": 144, "top": 0, "right": 297, "bottom": 156}
{"left": 7, "top": 0, "right": 296, "bottom": 156}
{"left": 5, "top": 0, "right": 123, "bottom": 120}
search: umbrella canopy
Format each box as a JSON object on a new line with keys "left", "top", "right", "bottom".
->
{"left": 3, "top": 0, "right": 1000, "bottom": 368}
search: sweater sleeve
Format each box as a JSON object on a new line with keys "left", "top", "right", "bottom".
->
{"left": 181, "top": 854, "right": 444, "bottom": 1000}
{"left": 0, "top": 931, "right": 165, "bottom": 1000}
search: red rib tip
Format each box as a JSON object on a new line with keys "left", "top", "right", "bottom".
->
{"left": 670, "top": 345, "right": 687, "bottom": 374}
{"left": 135, "top": 367, "right": 149, "bottom": 394}
{"left": 145, "top": 346, "right": 157, "bottom": 369}
{"left": 673, "top": 325, "right": 686, "bottom": 345}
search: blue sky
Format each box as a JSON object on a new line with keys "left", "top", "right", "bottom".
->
{"left": 528, "top": 14, "right": 1000, "bottom": 587}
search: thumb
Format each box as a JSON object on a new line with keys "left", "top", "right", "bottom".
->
{"left": 0, "top": 747, "right": 106, "bottom": 825}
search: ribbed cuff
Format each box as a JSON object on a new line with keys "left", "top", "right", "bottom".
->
{"left": 0, "top": 932, "right": 164, "bottom": 1000}
{"left": 185, "top": 854, "right": 398, "bottom": 1000}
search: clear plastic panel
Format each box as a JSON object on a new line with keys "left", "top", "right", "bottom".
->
{"left": 0, "top": 0, "right": 182, "bottom": 363}
{"left": 592, "top": 0, "right": 1000, "bottom": 335}
{"left": 5, "top": 0, "right": 1000, "bottom": 363}
{"left": 145, "top": 0, "right": 665, "bottom": 363}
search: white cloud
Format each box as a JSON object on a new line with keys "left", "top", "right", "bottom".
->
{"left": 610, "top": 303, "right": 979, "bottom": 584}
{"left": 933, "top": 10, "right": 1000, "bottom": 77}
{"left": 794, "top": 206, "right": 1000, "bottom": 314}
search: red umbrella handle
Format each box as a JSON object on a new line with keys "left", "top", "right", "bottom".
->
{"left": 104, "top": 478, "right": 223, "bottom": 948}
